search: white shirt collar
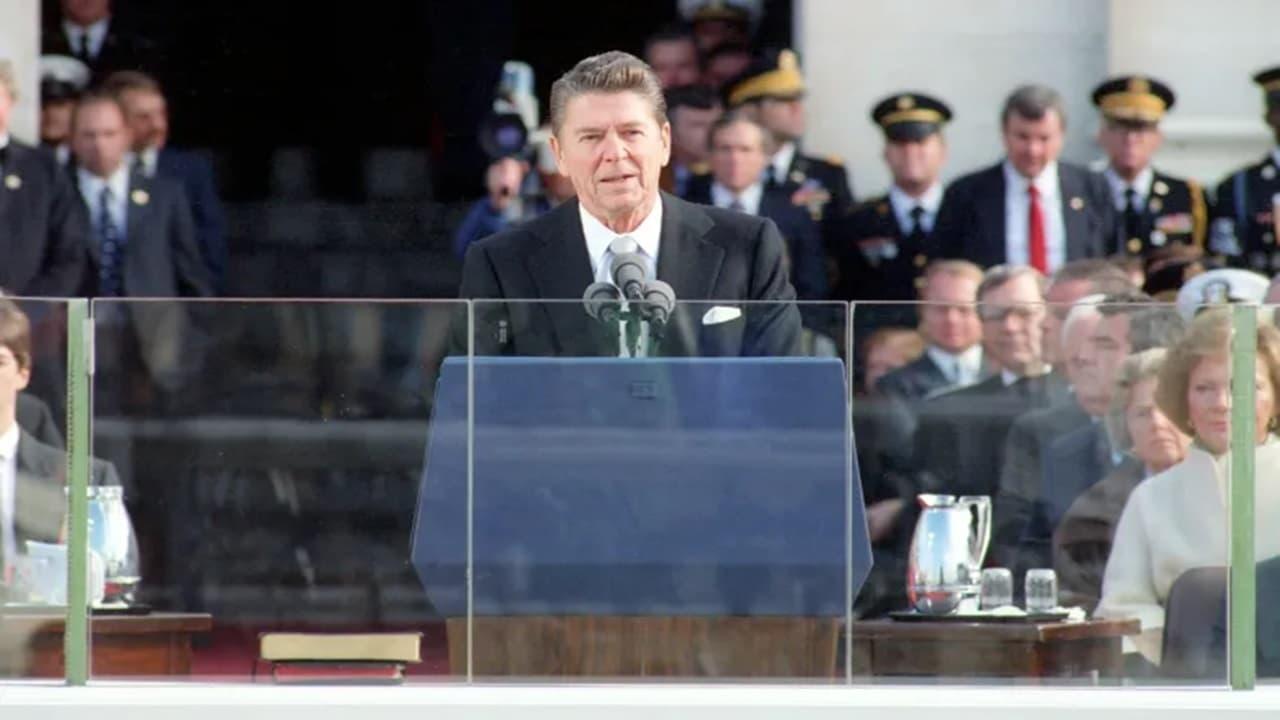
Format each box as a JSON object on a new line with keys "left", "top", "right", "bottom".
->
{"left": 0, "top": 422, "right": 18, "bottom": 461}
{"left": 579, "top": 197, "right": 663, "bottom": 279}
{"left": 888, "top": 182, "right": 943, "bottom": 232}
{"left": 64, "top": 17, "right": 110, "bottom": 58}
{"left": 710, "top": 180, "right": 764, "bottom": 215}
{"left": 0, "top": 133, "right": 10, "bottom": 151}
{"left": 130, "top": 147, "right": 160, "bottom": 177}
{"left": 770, "top": 142, "right": 797, "bottom": 183}
{"left": 77, "top": 162, "right": 131, "bottom": 205}
{"left": 1003, "top": 159, "right": 1059, "bottom": 198}
{"left": 1103, "top": 165, "right": 1154, "bottom": 209}
{"left": 926, "top": 344, "right": 982, "bottom": 384}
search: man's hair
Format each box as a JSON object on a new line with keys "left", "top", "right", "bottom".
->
{"left": 1001, "top": 84, "right": 1068, "bottom": 130}
{"left": 1050, "top": 258, "right": 1133, "bottom": 295}
{"left": 0, "top": 59, "right": 16, "bottom": 100}
{"left": 1127, "top": 305, "right": 1186, "bottom": 352}
{"left": 643, "top": 23, "right": 696, "bottom": 59}
{"left": 0, "top": 299, "right": 32, "bottom": 372}
{"left": 705, "top": 109, "right": 765, "bottom": 151}
{"left": 665, "top": 84, "right": 719, "bottom": 119}
{"left": 976, "top": 264, "right": 1046, "bottom": 302}
{"left": 73, "top": 87, "right": 127, "bottom": 125}
{"left": 101, "top": 69, "right": 164, "bottom": 98}
{"left": 920, "top": 260, "right": 984, "bottom": 299}
{"left": 549, "top": 51, "right": 667, "bottom": 136}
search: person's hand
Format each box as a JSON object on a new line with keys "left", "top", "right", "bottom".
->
{"left": 866, "top": 498, "right": 905, "bottom": 542}
{"left": 486, "top": 157, "right": 527, "bottom": 211}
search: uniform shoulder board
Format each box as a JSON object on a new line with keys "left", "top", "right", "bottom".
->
{"left": 824, "top": 154, "right": 844, "bottom": 167}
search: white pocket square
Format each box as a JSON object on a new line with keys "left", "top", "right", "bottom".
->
{"left": 701, "top": 305, "right": 743, "bottom": 325}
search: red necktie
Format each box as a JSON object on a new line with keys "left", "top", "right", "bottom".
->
{"left": 1027, "top": 184, "right": 1047, "bottom": 273}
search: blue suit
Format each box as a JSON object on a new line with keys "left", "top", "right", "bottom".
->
{"left": 157, "top": 147, "right": 227, "bottom": 293}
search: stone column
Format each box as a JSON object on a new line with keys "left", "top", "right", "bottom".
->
{"left": 0, "top": 0, "right": 41, "bottom": 144}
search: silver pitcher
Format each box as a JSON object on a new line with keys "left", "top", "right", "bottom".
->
{"left": 906, "top": 494, "right": 991, "bottom": 614}
{"left": 86, "top": 485, "right": 141, "bottom": 604}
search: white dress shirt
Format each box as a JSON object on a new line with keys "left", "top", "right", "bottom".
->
{"left": 769, "top": 142, "right": 796, "bottom": 185}
{"left": 1103, "top": 165, "right": 1154, "bottom": 212}
{"left": 0, "top": 133, "right": 10, "bottom": 152}
{"left": 0, "top": 422, "right": 20, "bottom": 575}
{"left": 580, "top": 200, "right": 662, "bottom": 284}
{"left": 925, "top": 344, "right": 983, "bottom": 387}
{"left": 77, "top": 164, "right": 131, "bottom": 236}
{"left": 889, "top": 182, "right": 943, "bottom": 235}
{"left": 710, "top": 180, "right": 764, "bottom": 215}
{"left": 134, "top": 147, "right": 160, "bottom": 178}
{"left": 1003, "top": 160, "right": 1067, "bottom": 273}
{"left": 63, "top": 17, "right": 110, "bottom": 60}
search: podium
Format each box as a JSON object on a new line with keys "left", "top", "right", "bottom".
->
{"left": 411, "top": 356, "right": 871, "bottom": 678}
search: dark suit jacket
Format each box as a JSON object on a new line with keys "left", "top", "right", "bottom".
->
{"left": 0, "top": 141, "right": 89, "bottom": 296}
{"left": 1053, "top": 456, "right": 1145, "bottom": 612}
{"left": 13, "top": 430, "right": 121, "bottom": 550}
{"left": 685, "top": 178, "right": 828, "bottom": 302}
{"left": 861, "top": 353, "right": 956, "bottom": 496}
{"left": 41, "top": 17, "right": 162, "bottom": 83}
{"left": 16, "top": 394, "right": 63, "bottom": 449}
{"left": 934, "top": 161, "right": 1117, "bottom": 267}
{"left": 993, "top": 399, "right": 1091, "bottom": 573}
{"left": 75, "top": 168, "right": 214, "bottom": 298}
{"left": 158, "top": 148, "right": 227, "bottom": 293}
{"left": 456, "top": 193, "right": 801, "bottom": 357}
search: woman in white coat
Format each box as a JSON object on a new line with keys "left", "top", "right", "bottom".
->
{"left": 1095, "top": 309, "right": 1280, "bottom": 663}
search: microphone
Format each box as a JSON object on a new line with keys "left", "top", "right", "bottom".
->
{"left": 639, "top": 280, "right": 676, "bottom": 334}
{"left": 582, "top": 281, "right": 623, "bottom": 324}
{"left": 610, "top": 252, "right": 647, "bottom": 302}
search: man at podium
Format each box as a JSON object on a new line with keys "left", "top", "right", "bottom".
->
{"left": 456, "top": 50, "right": 802, "bottom": 358}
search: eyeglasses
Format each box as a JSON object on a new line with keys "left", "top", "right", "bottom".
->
{"left": 978, "top": 303, "right": 1043, "bottom": 323}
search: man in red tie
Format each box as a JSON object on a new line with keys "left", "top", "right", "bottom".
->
{"left": 934, "top": 85, "right": 1117, "bottom": 272}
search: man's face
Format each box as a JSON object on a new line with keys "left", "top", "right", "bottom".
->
{"left": 1062, "top": 311, "right": 1106, "bottom": 415}
{"left": 757, "top": 97, "right": 805, "bottom": 142}
{"left": 703, "top": 51, "right": 751, "bottom": 89}
{"left": 0, "top": 85, "right": 13, "bottom": 136}
{"left": 1003, "top": 110, "right": 1064, "bottom": 179}
{"left": 40, "top": 99, "right": 75, "bottom": 145}
{"left": 1079, "top": 311, "right": 1132, "bottom": 412}
{"left": 0, "top": 345, "right": 31, "bottom": 420}
{"left": 1041, "top": 278, "right": 1094, "bottom": 367}
{"left": 978, "top": 274, "right": 1045, "bottom": 375}
{"left": 646, "top": 39, "right": 700, "bottom": 89}
{"left": 550, "top": 91, "right": 670, "bottom": 226}
{"left": 709, "top": 120, "right": 767, "bottom": 193}
{"left": 670, "top": 104, "right": 720, "bottom": 164}
{"left": 920, "top": 272, "right": 982, "bottom": 354}
{"left": 119, "top": 88, "right": 168, "bottom": 151}
{"left": 1099, "top": 120, "right": 1161, "bottom": 178}
{"left": 692, "top": 19, "right": 749, "bottom": 52}
{"left": 883, "top": 134, "right": 946, "bottom": 190}
{"left": 62, "top": 0, "right": 110, "bottom": 26}
{"left": 71, "top": 99, "right": 132, "bottom": 177}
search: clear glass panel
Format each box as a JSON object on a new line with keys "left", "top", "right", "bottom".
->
{"left": 462, "top": 299, "right": 854, "bottom": 682}
{"left": 1253, "top": 303, "right": 1279, "bottom": 685}
{"left": 0, "top": 298, "right": 72, "bottom": 682}
{"left": 87, "top": 298, "right": 467, "bottom": 683}
{"left": 850, "top": 296, "right": 1229, "bottom": 686}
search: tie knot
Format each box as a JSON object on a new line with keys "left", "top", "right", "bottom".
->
{"left": 610, "top": 235, "right": 639, "bottom": 255}
{"left": 1027, "top": 184, "right": 1040, "bottom": 200}
{"left": 909, "top": 205, "right": 925, "bottom": 221}
{"left": 99, "top": 185, "right": 113, "bottom": 203}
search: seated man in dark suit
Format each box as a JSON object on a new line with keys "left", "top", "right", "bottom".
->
{"left": 105, "top": 71, "right": 227, "bottom": 292}
{"left": 685, "top": 111, "right": 827, "bottom": 307}
{"left": 0, "top": 61, "right": 89, "bottom": 297}
{"left": 457, "top": 51, "right": 800, "bottom": 358}
{"left": 934, "top": 85, "right": 1117, "bottom": 273}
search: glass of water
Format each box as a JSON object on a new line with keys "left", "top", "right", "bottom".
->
{"left": 1025, "top": 568, "right": 1059, "bottom": 613}
{"left": 980, "top": 568, "right": 1014, "bottom": 610}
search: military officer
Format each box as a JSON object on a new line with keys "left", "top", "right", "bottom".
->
{"left": 722, "top": 48, "right": 854, "bottom": 251}
{"left": 1091, "top": 75, "right": 1208, "bottom": 258}
{"left": 834, "top": 92, "right": 951, "bottom": 310}
{"left": 1213, "top": 66, "right": 1280, "bottom": 274}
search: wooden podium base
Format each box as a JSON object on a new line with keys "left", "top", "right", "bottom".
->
{"left": 446, "top": 616, "right": 840, "bottom": 678}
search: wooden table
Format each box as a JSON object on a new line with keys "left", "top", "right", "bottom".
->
{"left": 848, "top": 618, "right": 1140, "bottom": 680}
{"left": 0, "top": 612, "right": 212, "bottom": 678}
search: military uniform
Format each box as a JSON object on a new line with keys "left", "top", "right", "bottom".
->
{"left": 724, "top": 49, "right": 855, "bottom": 256}
{"left": 1091, "top": 76, "right": 1209, "bottom": 258}
{"left": 1211, "top": 66, "right": 1280, "bottom": 273}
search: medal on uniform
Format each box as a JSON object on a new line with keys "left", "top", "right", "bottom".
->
{"left": 1149, "top": 198, "right": 1162, "bottom": 212}
{"left": 1127, "top": 238, "right": 1142, "bottom": 254}
{"left": 1070, "top": 196, "right": 1084, "bottom": 210}
{"left": 789, "top": 170, "right": 805, "bottom": 184}
{"left": 131, "top": 189, "right": 150, "bottom": 206}
{"left": 1150, "top": 230, "right": 1167, "bottom": 247}
{"left": 1153, "top": 180, "right": 1169, "bottom": 196}
{"left": 3, "top": 174, "right": 20, "bottom": 190}
{"left": 1263, "top": 164, "right": 1277, "bottom": 181}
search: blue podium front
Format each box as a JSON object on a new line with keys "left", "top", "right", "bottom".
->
{"left": 411, "top": 357, "right": 869, "bottom": 619}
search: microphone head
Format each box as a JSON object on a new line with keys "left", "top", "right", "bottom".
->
{"left": 582, "top": 281, "right": 622, "bottom": 322}
{"left": 610, "top": 252, "right": 648, "bottom": 299}
{"left": 641, "top": 279, "right": 676, "bottom": 324}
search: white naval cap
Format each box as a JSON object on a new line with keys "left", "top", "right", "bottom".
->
{"left": 1175, "top": 268, "right": 1271, "bottom": 321}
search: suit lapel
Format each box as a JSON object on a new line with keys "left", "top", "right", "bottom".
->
{"left": 525, "top": 200, "right": 606, "bottom": 355}
{"left": 655, "top": 193, "right": 723, "bottom": 301}
{"left": 976, "top": 165, "right": 1006, "bottom": 264}
{"left": 1058, "top": 166, "right": 1092, "bottom": 259}
{"left": 13, "top": 431, "right": 65, "bottom": 545}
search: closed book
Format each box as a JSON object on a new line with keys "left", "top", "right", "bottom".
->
{"left": 259, "top": 632, "right": 422, "bottom": 663}
{"left": 271, "top": 661, "right": 404, "bottom": 684}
